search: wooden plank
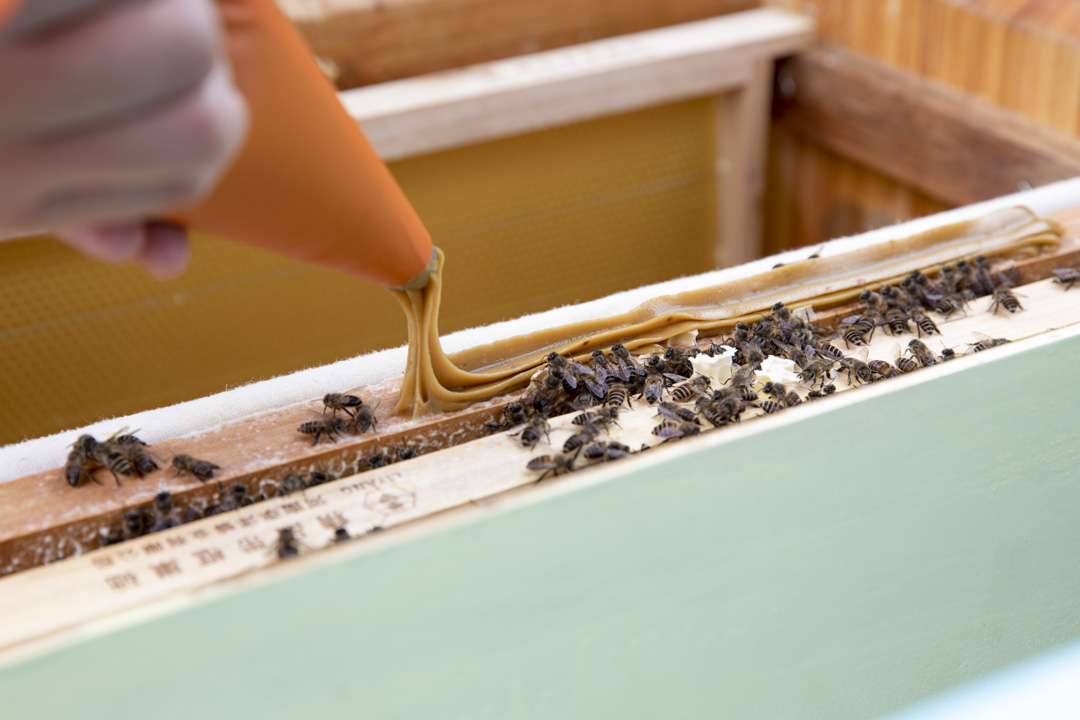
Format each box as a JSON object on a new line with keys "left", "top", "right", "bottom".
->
{"left": 715, "top": 58, "right": 774, "bottom": 267}
{"left": 773, "top": 45, "right": 1080, "bottom": 209}
{"left": 281, "top": 0, "right": 762, "bottom": 90}
{"left": 346, "top": 8, "right": 814, "bottom": 161}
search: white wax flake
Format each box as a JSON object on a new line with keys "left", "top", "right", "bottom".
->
{"left": 668, "top": 330, "right": 698, "bottom": 347}
{"left": 757, "top": 355, "right": 800, "bottom": 386}
{"left": 690, "top": 346, "right": 736, "bottom": 385}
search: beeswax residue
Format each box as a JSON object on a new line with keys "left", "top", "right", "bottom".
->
{"left": 392, "top": 207, "right": 1062, "bottom": 416}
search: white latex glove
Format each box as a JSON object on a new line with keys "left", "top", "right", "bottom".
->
{"left": 0, "top": 0, "right": 248, "bottom": 278}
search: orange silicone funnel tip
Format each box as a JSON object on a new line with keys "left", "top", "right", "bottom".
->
{"left": 173, "top": 0, "right": 433, "bottom": 287}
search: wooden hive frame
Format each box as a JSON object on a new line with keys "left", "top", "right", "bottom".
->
{"left": 5, "top": 5, "right": 1080, "bottom": 717}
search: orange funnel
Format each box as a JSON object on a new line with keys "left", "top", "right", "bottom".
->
{"left": 173, "top": 0, "right": 433, "bottom": 287}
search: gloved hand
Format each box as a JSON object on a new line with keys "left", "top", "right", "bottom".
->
{"left": 0, "top": 0, "right": 248, "bottom": 278}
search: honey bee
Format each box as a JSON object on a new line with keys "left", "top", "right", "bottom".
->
{"left": 934, "top": 293, "right": 969, "bottom": 318}
{"left": 79, "top": 434, "right": 133, "bottom": 485}
{"left": 822, "top": 384, "right": 836, "bottom": 395}
{"left": 280, "top": 474, "right": 306, "bottom": 496}
{"left": 762, "top": 381, "right": 787, "bottom": 403}
{"left": 589, "top": 350, "right": 614, "bottom": 385}
{"left": 867, "top": 359, "right": 902, "bottom": 380}
{"left": 883, "top": 307, "right": 910, "bottom": 336}
{"left": 663, "top": 346, "right": 698, "bottom": 378}
{"left": 275, "top": 527, "right": 304, "bottom": 559}
{"left": 841, "top": 315, "right": 876, "bottom": 346}
{"left": 122, "top": 508, "right": 146, "bottom": 540}
{"left": 760, "top": 400, "right": 785, "bottom": 414}
{"left": 838, "top": 351, "right": 873, "bottom": 385}
{"left": 655, "top": 401, "right": 699, "bottom": 424}
{"left": 811, "top": 339, "right": 844, "bottom": 362}
{"left": 733, "top": 387, "right": 758, "bottom": 403}
{"left": 783, "top": 391, "right": 802, "bottom": 407}
{"left": 910, "top": 310, "right": 940, "bottom": 337}
{"left": 333, "top": 527, "right": 352, "bottom": 543}
{"left": 582, "top": 440, "right": 634, "bottom": 463}
{"left": 642, "top": 370, "right": 665, "bottom": 404}
{"left": 610, "top": 343, "right": 645, "bottom": 379}
{"left": 524, "top": 370, "right": 564, "bottom": 411}
{"left": 323, "top": 393, "right": 363, "bottom": 417}
{"left": 797, "top": 359, "right": 833, "bottom": 389}
{"left": 510, "top": 415, "right": 551, "bottom": 449}
{"left": 150, "top": 491, "right": 180, "bottom": 532}
{"left": 563, "top": 418, "right": 602, "bottom": 457}
{"left": 727, "top": 364, "right": 757, "bottom": 389}
{"left": 573, "top": 406, "right": 621, "bottom": 430}
{"left": 894, "top": 350, "right": 919, "bottom": 373}
{"left": 298, "top": 417, "right": 348, "bottom": 445}
{"left": 988, "top": 286, "right": 1023, "bottom": 314}
{"left": 906, "top": 339, "right": 938, "bottom": 367}
{"left": 486, "top": 401, "right": 527, "bottom": 431}
{"left": 213, "top": 482, "right": 251, "bottom": 513}
{"left": 63, "top": 441, "right": 98, "bottom": 487}
{"left": 348, "top": 401, "right": 380, "bottom": 434}
{"left": 366, "top": 454, "right": 389, "bottom": 469}
{"left": 970, "top": 332, "right": 1011, "bottom": 352}
{"left": 604, "top": 381, "right": 631, "bottom": 409}
{"left": 172, "top": 453, "right": 221, "bottom": 481}
{"left": 1052, "top": 267, "right": 1080, "bottom": 291}
{"left": 546, "top": 352, "right": 594, "bottom": 392}
{"left": 526, "top": 454, "right": 575, "bottom": 481}
{"left": 860, "top": 289, "right": 888, "bottom": 314}
{"left": 670, "top": 374, "right": 711, "bottom": 403}
{"left": 651, "top": 421, "right": 701, "bottom": 442}
{"left": 939, "top": 346, "right": 959, "bottom": 362}
{"left": 113, "top": 433, "right": 159, "bottom": 477}
{"left": 973, "top": 255, "right": 997, "bottom": 295}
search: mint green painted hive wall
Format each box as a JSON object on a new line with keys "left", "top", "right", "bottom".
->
{"left": 2, "top": 328, "right": 1079, "bottom": 719}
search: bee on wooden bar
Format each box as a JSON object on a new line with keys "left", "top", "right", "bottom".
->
{"left": 213, "top": 482, "right": 251, "bottom": 513}
{"left": 172, "top": 453, "right": 221, "bottom": 481}
{"left": 299, "top": 417, "right": 349, "bottom": 445}
{"left": 934, "top": 293, "right": 969, "bottom": 319}
{"left": 642, "top": 370, "right": 665, "bottom": 405}
{"left": 727, "top": 364, "right": 757, "bottom": 389}
{"left": 545, "top": 352, "right": 581, "bottom": 390}
{"left": 867, "top": 359, "right": 902, "bottom": 380}
{"left": 323, "top": 393, "right": 363, "bottom": 417}
{"left": 333, "top": 527, "right": 351, "bottom": 543}
{"left": 122, "top": 508, "right": 146, "bottom": 540}
{"left": 655, "top": 401, "right": 699, "bottom": 424}
{"left": 651, "top": 421, "right": 701, "bottom": 442}
{"left": 663, "top": 346, "right": 698, "bottom": 378}
{"left": 907, "top": 339, "right": 938, "bottom": 368}
{"left": 397, "top": 447, "right": 418, "bottom": 461}
{"left": 510, "top": 415, "right": 551, "bottom": 449}
{"left": 733, "top": 387, "right": 758, "bottom": 403}
{"left": 563, "top": 419, "right": 602, "bottom": 457}
{"left": 526, "top": 454, "right": 574, "bottom": 481}
{"left": 893, "top": 349, "right": 919, "bottom": 374}
{"left": 861, "top": 289, "right": 887, "bottom": 315}
{"left": 910, "top": 310, "right": 941, "bottom": 337}
{"left": 838, "top": 351, "right": 873, "bottom": 386}
{"left": 610, "top": 343, "right": 645, "bottom": 379}
{"left": 760, "top": 400, "right": 785, "bottom": 414}
{"left": 573, "top": 406, "right": 621, "bottom": 430}
{"left": 783, "top": 391, "right": 803, "bottom": 407}
{"left": 582, "top": 440, "right": 634, "bottom": 463}
{"left": 348, "top": 401, "right": 380, "bottom": 434}
{"left": 274, "top": 474, "right": 304, "bottom": 496}
{"left": 797, "top": 359, "right": 833, "bottom": 389}
{"left": 822, "top": 384, "right": 836, "bottom": 395}
{"left": 841, "top": 315, "right": 876, "bottom": 346}
{"left": 970, "top": 333, "right": 1011, "bottom": 352}
{"left": 762, "top": 382, "right": 787, "bottom": 403}
{"left": 150, "top": 491, "right": 179, "bottom": 532}
{"left": 810, "top": 339, "right": 844, "bottom": 362}
{"left": 988, "top": 286, "right": 1023, "bottom": 314}
{"left": 604, "top": 381, "right": 631, "bottom": 409}
{"left": 524, "top": 370, "right": 564, "bottom": 412}
{"left": 973, "top": 255, "right": 997, "bottom": 295}
{"left": 79, "top": 434, "right": 133, "bottom": 486}
{"left": 1052, "top": 267, "right": 1080, "bottom": 291}
{"left": 486, "top": 401, "right": 527, "bottom": 430}
{"left": 366, "top": 454, "right": 389, "bottom": 469}
{"left": 589, "top": 350, "right": 614, "bottom": 385}
{"left": 670, "top": 375, "right": 711, "bottom": 403}
{"left": 939, "top": 346, "right": 960, "bottom": 362}
{"left": 275, "top": 527, "right": 304, "bottom": 559}
{"left": 63, "top": 441, "right": 98, "bottom": 487}
{"left": 883, "top": 307, "right": 910, "bottom": 336}
{"left": 308, "top": 469, "right": 332, "bottom": 486}
{"left": 113, "top": 432, "right": 159, "bottom": 477}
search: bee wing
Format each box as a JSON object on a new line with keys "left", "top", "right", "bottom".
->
{"left": 858, "top": 347, "right": 870, "bottom": 362}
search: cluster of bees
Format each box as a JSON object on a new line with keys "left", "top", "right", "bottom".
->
{"left": 99, "top": 466, "right": 344, "bottom": 547}
{"left": 296, "top": 393, "right": 380, "bottom": 444}
{"left": 64, "top": 431, "right": 220, "bottom": 488}
{"left": 511, "top": 252, "right": 1056, "bottom": 479}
